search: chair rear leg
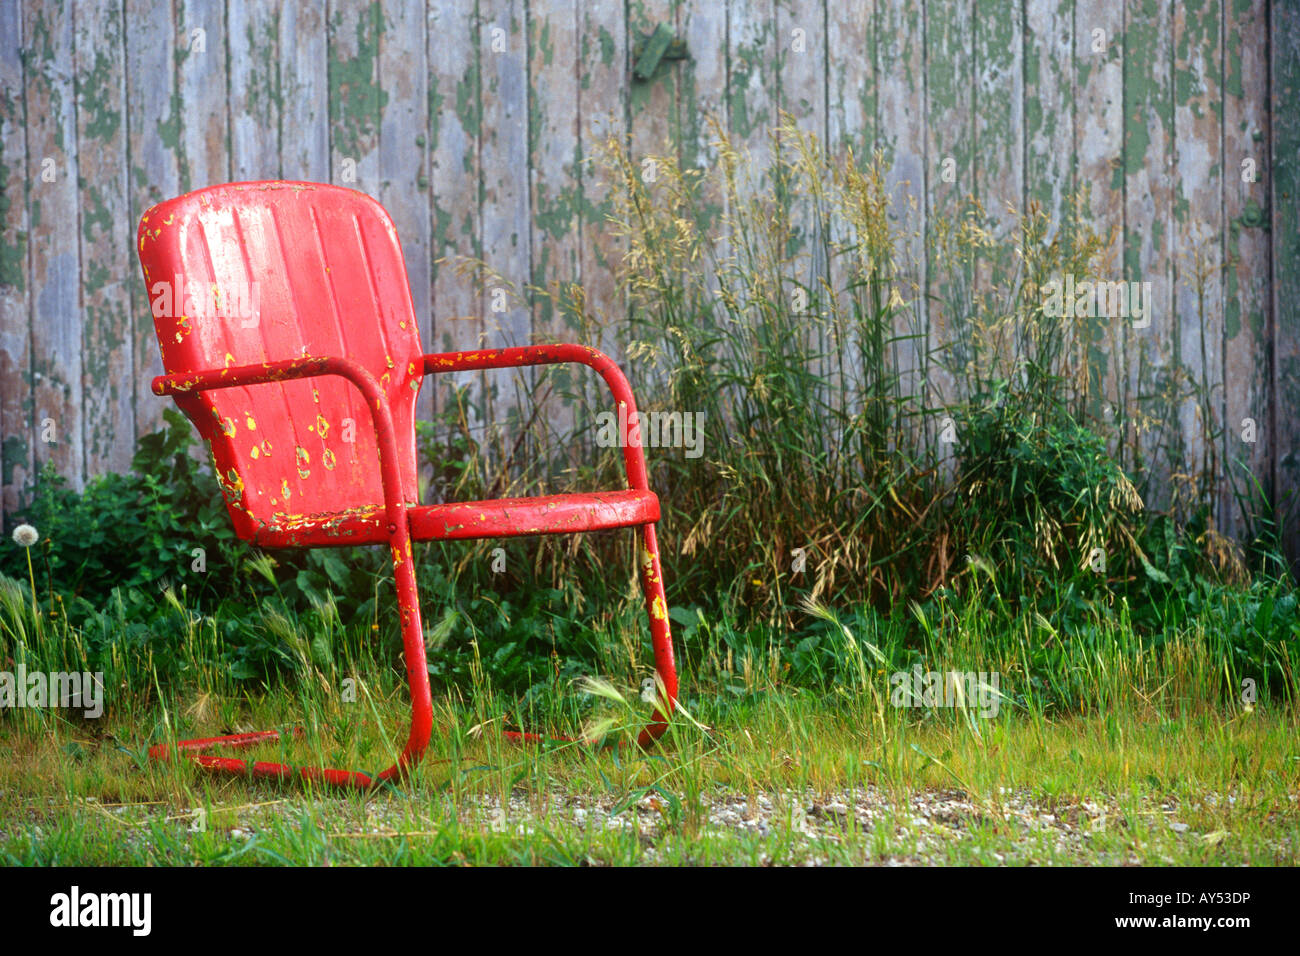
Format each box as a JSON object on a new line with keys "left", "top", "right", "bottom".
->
{"left": 500, "top": 521, "right": 678, "bottom": 749}
{"left": 148, "top": 534, "right": 434, "bottom": 789}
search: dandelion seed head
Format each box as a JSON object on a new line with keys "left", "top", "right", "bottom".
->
{"left": 12, "top": 524, "right": 38, "bottom": 548}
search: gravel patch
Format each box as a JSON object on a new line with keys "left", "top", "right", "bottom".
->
{"left": 5, "top": 785, "right": 1295, "bottom": 865}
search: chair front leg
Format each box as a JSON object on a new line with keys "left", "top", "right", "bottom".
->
{"left": 146, "top": 527, "right": 433, "bottom": 789}
{"left": 635, "top": 521, "right": 677, "bottom": 746}
{"left": 374, "top": 529, "right": 434, "bottom": 784}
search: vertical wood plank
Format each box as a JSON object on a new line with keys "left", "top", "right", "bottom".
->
{"left": 1221, "top": 0, "right": 1271, "bottom": 539}
{"left": 775, "top": 0, "right": 824, "bottom": 137}
{"left": 228, "top": 0, "right": 282, "bottom": 180}
{"left": 428, "top": 0, "right": 483, "bottom": 454}
{"left": 528, "top": 0, "right": 581, "bottom": 444}
{"left": 973, "top": 0, "right": 1025, "bottom": 469}
{"left": 1172, "top": 0, "right": 1223, "bottom": 519}
{"left": 280, "top": 0, "right": 330, "bottom": 181}
{"left": 125, "top": 0, "right": 179, "bottom": 441}
{"left": 973, "top": 0, "right": 1023, "bottom": 296}
{"left": 1074, "top": 1, "right": 1127, "bottom": 464}
{"left": 775, "top": 0, "right": 826, "bottom": 261}
{"left": 1074, "top": 2, "right": 1124, "bottom": 229}
{"left": 1270, "top": 1, "right": 1300, "bottom": 568}
{"left": 826, "top": 1, "right": 873, "bottom": 158}
{"left": 1123, "top": 0, "right": 1175, "bottom": 509}
{"left": 0, "top": 2, "right": 29, "bottom": 516}
{"left": 628, "top": 0, "right": 681, "bottom": 236}
{"left": 626, "top": 0, "right": 681, "bottom": 387}
{"left": 578, "top": 0, "right": 628, "bottom": 367}
{"left": 726, "top": 0, "right": 775, "bottom": 180}
{"left": 478, "top": 0, "right": 532, "bottom": 439}
{"left": 678, "top": 0, "right": 727, "bottom": 336}
{"left": 876, "top": 0, "right": 928, "bottom": 413}
{"left": 329, "top": 0, "right": 384, "bottom": 193}
{"left": 176, "top": 0, "right": 229, "bottom": 190}
{"left": 378, "top": 0, "right": 432, "bottom": 431}
{"left": 24, "top": 1, "right": 83, "bottom": 489}
{"left": 75, "top": 0, "right": 134, "bottom": 479}
{"left": 776, "top": 0, "right": 829, "bottom": 410}
{"left": 680, "top": 0, "right": 726, "bottom": 168}
{"left": 925, "top": 0, "right": 973, "bottom": 420}
{"left": 1025, "top": 0, "right": 1073, "bottom": 235}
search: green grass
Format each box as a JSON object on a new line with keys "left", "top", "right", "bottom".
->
{"left": 2, "top": 686, "right": 1295, "bottom": 866}
{"left": 1, "top": 576, "right": 1295, "bottom": 866}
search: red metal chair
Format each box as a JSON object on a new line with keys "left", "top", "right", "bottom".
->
{"left": 136, "top": 181, "right": 677, "bottom": 788}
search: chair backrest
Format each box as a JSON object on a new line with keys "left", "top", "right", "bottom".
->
{"left": 137, "top": 182, "right": 423, "bottom": 540}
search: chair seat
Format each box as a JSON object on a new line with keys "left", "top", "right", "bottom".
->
{"left": 253, "top": 489, "right": 660, "bottom": 548}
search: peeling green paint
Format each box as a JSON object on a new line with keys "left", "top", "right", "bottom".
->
{"left": 80, "top": 184, "right": 112, "bottom": 246}
{"left": 0, "top": 155, "right": 26, "bottom": 291}
{"left": 79, "top": 50, "right": 121, "bottom": 142}
{"left": 1224, "top": 259, "right": 1241, "bottom": 340}
{"left": 537, "top": 17, "right": 553, "bottom": 68}
{"left": 598, "top": 26, "right": 616, "bottom": 68}
{"left": 428, "top": 76, "right": 444, "bottom": 152}
{"left": 533, "top": 181, "right": 582, "bottom": 241}
{"left": 83, "top": 258, "right": 111, "bottom": 297}
{"left": 455, "top": 65, "right": 481, "bottom": 138}
{"left": 727, "top": 31, "right": 770, "bottom": 140}
{"left": 244, "top": 15, "right": 282, "bottom": 128}
{"left": 329, "top": 1, "right": 388, "bottom": 160}
{"left": 156, "top": 91, "right": 190, "bottom": 189}
{"left": 2, "top": 436, "right": 29, "bottom": 487}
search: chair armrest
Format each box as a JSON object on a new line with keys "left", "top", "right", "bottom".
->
{"left": 418, "top": 344, "right": 651, "bottom": 490}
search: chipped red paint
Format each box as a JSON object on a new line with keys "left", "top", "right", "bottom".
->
{"left": 138, "top": 183, "right": 678, "bottom": 788}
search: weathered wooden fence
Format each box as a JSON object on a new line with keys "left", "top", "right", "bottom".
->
{"left": 1, "top": 0, "right": 1298, "bottom": 554}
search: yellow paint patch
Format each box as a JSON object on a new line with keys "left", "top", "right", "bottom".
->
{"left": 322, "top": 448, "right": 336, "bottom": 470}
{"left": 651, "top": 596, "right": 668, "bottom": 621}
{"left": 245, "top": 413, "right": 257, "bottom": 430}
